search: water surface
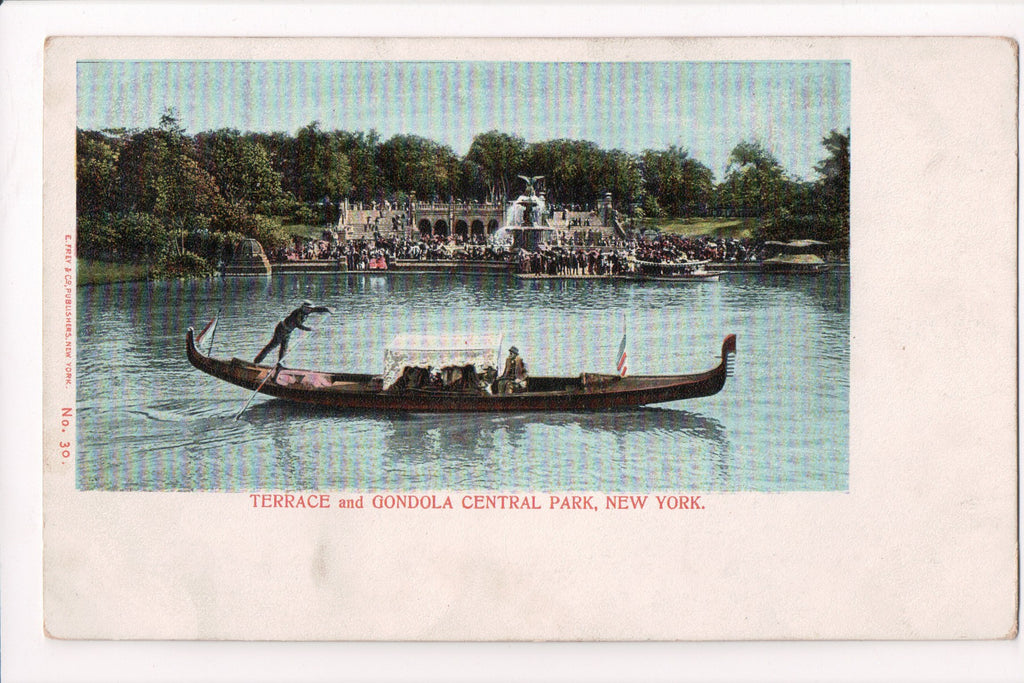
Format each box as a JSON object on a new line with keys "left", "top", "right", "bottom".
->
{"left": 77, "top": 270, "right": 849, "bottom": 492}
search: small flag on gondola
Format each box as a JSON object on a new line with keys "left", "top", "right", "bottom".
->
{"left": 197, "top": 314, "right": 219, "bottom": 354}
{"left": 616, "top": 332, "right": 628, "bottom": 377}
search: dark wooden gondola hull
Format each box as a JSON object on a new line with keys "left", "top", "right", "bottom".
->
{"left": 186, "top": 328, "right": 735, "bottom": 413}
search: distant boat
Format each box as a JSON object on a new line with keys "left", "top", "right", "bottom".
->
{"left": 186, "top": 326, "right": 736, "bottom": 413}
{"left": 628, "top": 259, "right": 721, "bottom": 282}
{"left": 761, "top": 240, "right": 833, "bottom": 274}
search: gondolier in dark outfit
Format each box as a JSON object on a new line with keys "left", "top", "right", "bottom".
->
{"left": 497, "top": 346, "right": 528, "bottom": 394}
{"left": 254, "top": 300, "right": 332, "bottom": 365}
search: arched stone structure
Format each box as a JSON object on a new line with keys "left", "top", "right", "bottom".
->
{"left": 471, "top": 219, "right": 485, "bottom": 236}
{"left": 418, "top": 218, "right": 433, "bottom": 236}
{"left": 410, "top": 203, "right": 505, "bottom": 240}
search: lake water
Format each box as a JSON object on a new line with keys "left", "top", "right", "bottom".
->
{"left": 76, "top": 269, "right": 849, "bottom": 492}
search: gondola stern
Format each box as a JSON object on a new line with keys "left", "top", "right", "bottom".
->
{"left": 185, "top": 325, "right": 218, "bottom": 377}
{"left": 722, "top": 334, "right": 737, "bottom": 359}
{"left": 186, "top": 317, "right": 220, "bottom": 365}
{"left": 720, "top": 334, "right": 737, "bottom": 383}
{"left": 185, "top": 323, "right": 218, "bottom": 372}
{"left": 185, "top": 326, "right": 199, "bottom": 364}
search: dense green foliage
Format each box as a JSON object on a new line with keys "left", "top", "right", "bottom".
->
{"left": 151, "top": 251, "right": 216, "bottom": 280}
{"left": 77, "top": 108, "right": 850, "bottom": 279}
{"left": 639, "top": 146, "right": 713, "bottom": 217}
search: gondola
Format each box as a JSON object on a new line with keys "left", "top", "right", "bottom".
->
{"left": 761, "top": 240, "right": 834, "bottom": 274}
{"left": 186, "top": 324, "right": 735, "bottom": 413}
{"left": 761, "top": 254, "right": 832, "bottom": 274}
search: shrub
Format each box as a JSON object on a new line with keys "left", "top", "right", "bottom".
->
{"left": 77, "top": 212, "right": 168, "bottom": 261}
{"left": 640, "top": 195, "right": 664, "bottom": 219}
{"left": 246, "top": 215, "right": 288, "bottom": 250}
{"left": 210, "top": 205, "right": 290, "bottom": 251}
{"left": 293, "top": 204, "right": 317, "bottom": 225}
{"left": 151, "top": 251, "right": 214, "bottom": 279}
{"left": 183, "top": 229, "right": 248, "bottom": 264}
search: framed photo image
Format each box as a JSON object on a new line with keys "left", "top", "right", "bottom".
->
{"left": 70, "top": 57, "right": 847, "bottom": 496}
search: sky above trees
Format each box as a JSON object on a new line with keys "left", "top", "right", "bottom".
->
{"left": 77, "top": 60, "right": 849, "bottom": 181}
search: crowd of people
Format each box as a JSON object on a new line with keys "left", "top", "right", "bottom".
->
{"left": 266, "top": 228, "right": 769, "bottom": 276}
{"left": 515, "top": 248, "right": 631, "bottom": 276}
{"left": 633, "top": 234, "right": 765, "bottom": 264}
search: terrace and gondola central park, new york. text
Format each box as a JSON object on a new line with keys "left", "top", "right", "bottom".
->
{"left": 248, "top": 493, "right": 705, "bottom": 511}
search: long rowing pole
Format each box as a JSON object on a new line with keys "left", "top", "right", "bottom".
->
{"left": 234, "top": 329, "right": 308, "bottom": 420}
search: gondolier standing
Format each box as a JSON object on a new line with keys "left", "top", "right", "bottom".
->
{"left": 254, "top": 300, "right": 332, "bottom": 365}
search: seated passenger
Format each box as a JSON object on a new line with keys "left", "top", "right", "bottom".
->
{"left": 441, "top": 364, "right": 491, "bottom": 393}
{"left": 497, "top": 346, "right": 528, "bottom": 394}
{"left": 478, "top": 365, "right": 498, "bottom": 394}
{"left": 441, "top": 365, "right": 465, "bottom": 390}
{"left": 393, "top": 366, "right": 430, "bottom": 391}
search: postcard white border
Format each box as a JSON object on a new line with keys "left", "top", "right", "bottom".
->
{"left": 4, "top": 2, "right": 1023, "bottom": 682}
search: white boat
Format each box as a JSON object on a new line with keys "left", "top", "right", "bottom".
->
{"left": 628, "top": 259, "right": 721, "bottom": 282}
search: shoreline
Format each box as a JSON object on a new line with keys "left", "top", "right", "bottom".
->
{"left": 78, "top": 257, "right": 850, "bottom": 286}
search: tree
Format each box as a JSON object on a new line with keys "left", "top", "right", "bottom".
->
{"left": 154, "top": 153, "right": 222, "bottom": 255}
{"left": 113, "top": 110, "right": 223, "bottom": 218}
{"left": 456, "top": 157, "right": 489, "bottom": 201}
{"left": 116, "top": 129, "right": 173, "bottom": 213}
{"left": 755, "top": 131, "right": 851, "bottom": 245}
{"left": 639, "top": 146, "right": 713, "bottom": 217}
{"left": 814, "top": 128, "right": 850, "bottom": 218}
{"left": 195, "top": 129, "right": 285, "bottom": 211}
{"left": 292, "top": 121, "right": 352, "bottom": 202}
{"left": 152, "top": 154, "right": 221, "bottom": 219}
{"left": 250, "top": 132, "right": 296, "bottom": 192}
{"left": 139, "top": 111, "right": 224, "bottom": 254}
{"left": 600, "top": 149, "right": 643, "bottom": 209}
{"left": 376, "top": 134, "right": 460, "bottom": 200}
{"left": 332, "top": 129, "right": 383, "bottom": 203}
{"left": 720, "top": 140, "right": 792, "bottom": 216}
{"left": 466, "top": 131, "right": 526, "bottom": 203}
{"left": 524, "top": 139, "right": 606, "bottom": 206}
{"left": 76, "top": 129, "right": 121, "bottom": 214}
{"left": 679, "top": 157, "right": 714, "bottom": 215}
{"left": 159, "top": 107, "right": 186, "bottom": 137}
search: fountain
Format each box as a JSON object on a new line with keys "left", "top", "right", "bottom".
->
{"left": 492, "top": 175, "right": 555, "bottom": 250}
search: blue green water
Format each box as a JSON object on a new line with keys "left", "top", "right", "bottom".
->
{"left": 76, "top": 270, "right": 849, "bottom": 492}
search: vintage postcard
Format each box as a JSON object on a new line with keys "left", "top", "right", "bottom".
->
{"left": 41, "top": 36, "right": 1016, "bottom": 642}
